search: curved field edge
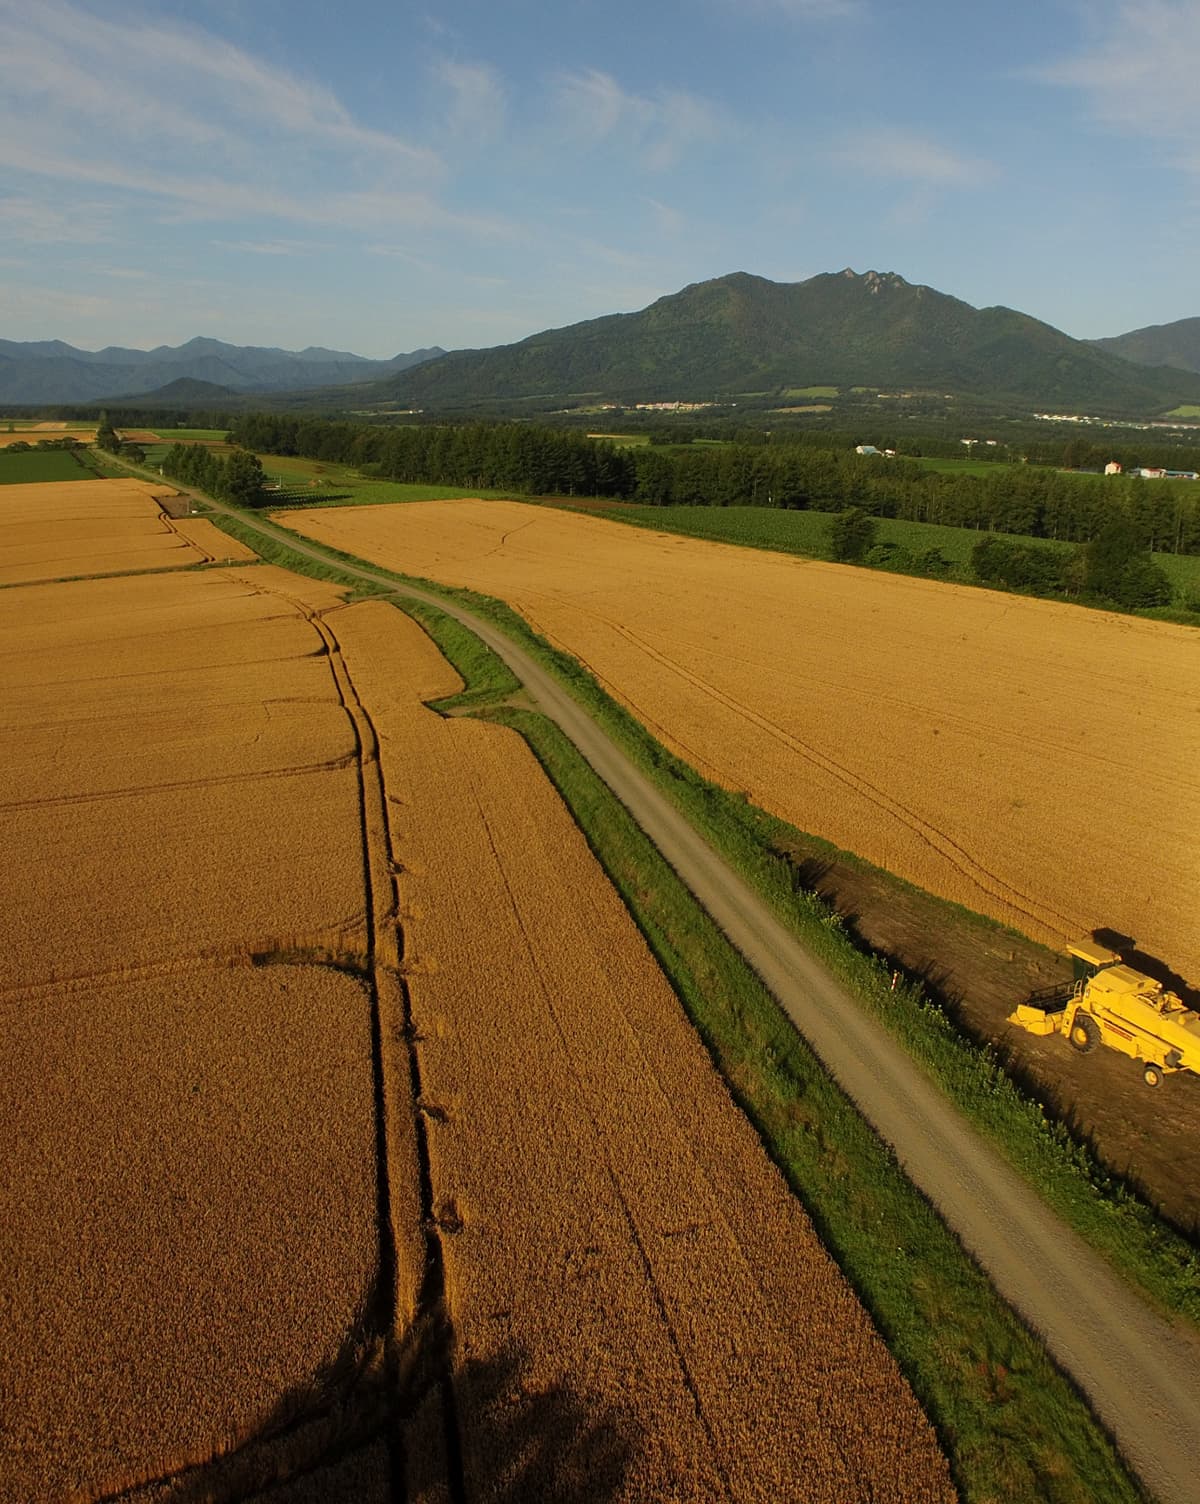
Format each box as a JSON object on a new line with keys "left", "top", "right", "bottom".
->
{"left": 208, "top": 506, "right": 1200, "bottom": 1324}
{"left": 385, "top": 597, "right": 1144, "bottom": 1503}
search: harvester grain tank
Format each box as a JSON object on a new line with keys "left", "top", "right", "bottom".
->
{"left": 1007, "top": 939, "right": 1200, "bottom": 1087}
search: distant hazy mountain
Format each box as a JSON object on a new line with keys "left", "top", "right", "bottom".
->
{"left": 0, "top": 336, "right": 445, "bottom": 403}
{"left": 370, "top": 270, "right": 1200, "bottom": 413}
{"left": 115, "top": 377, "right": 240, "bottom": 403}
{"left": 1090, "top": 318, "right": 1200, "bottom": 376}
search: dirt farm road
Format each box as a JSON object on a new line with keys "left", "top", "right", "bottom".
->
{"left": 128, "top": 466, "right": 1200, "bottom": 1504}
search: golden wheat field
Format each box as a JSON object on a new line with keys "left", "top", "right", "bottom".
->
{"left": 0, "top": 427, "right": 98, "bottom": 446}
{"left": 0, "top": 564, "right": 388, "bottom": 1501}
{"left": 332, "top": 600, "right": 955, "bottom": 1503}
{"left": 0, "top": 477, "right": 254, "bottom": 583}
{"left": 281, "top": 500, "right": 1200, "bottom": 983}
{"left": 0, "top": 965, "right": 378, "bottom": 1503}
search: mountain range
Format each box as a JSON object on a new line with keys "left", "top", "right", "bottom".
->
{"left": 1089, "top": 318, "right": 1200, "bottom": 376}
{"left": 6, "top": 272, "right": 1200, "bottom": 415}
{"left": 0, "top": 336, "right": 444, "bottom": 404}
{"left": 369, "top": 271, "right": 1200, "bottom": 414}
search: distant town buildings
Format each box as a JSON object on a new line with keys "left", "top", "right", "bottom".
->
{"left": 632, "top": 400, "right": 718, "bottom": 412}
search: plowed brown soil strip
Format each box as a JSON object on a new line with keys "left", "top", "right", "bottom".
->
{"left": 332, "top": 601, "right": 954, "bottom": 1502}
{"left": 280, "top": 500, "right": 1200, "bottom": 983}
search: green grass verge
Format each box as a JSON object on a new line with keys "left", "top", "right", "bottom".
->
{"left": 0, "top": 448, "right": 96, "bottom": 483}
{"left": 219, "top": 507, "right": 1200, "bottom": 1328}
{"left": 400, "top": 598, "right": 522, "bottom": 713}
{"left": 391, "top": 599, "right": 1143, "bottom": 1502}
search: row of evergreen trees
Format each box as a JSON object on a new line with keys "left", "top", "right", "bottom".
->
{"left": 828, "top": 507, "right": 1175, "bottom": 609}
{"left": 227, "top": 415, "right": 1200, "bottom": 555}
{"left": 159, "top": 441, "right": 265, "bottom": 504}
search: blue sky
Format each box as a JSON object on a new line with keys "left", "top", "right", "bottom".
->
{"left": 2, "top": 0, "right": 1197, "bottom": 355}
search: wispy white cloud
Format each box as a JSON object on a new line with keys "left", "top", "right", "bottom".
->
{"left": 433, "top": 59, "right": 507, "bottom": 140}
{"left": 213, "top": 239, "right": 318, "bottom": 257}
{"left": 0, "top": 194, "right": 116, "bottom": 244}
{"left": 715, "top": 0, "right": 861, "bottom": 16}
{"left": 1038, "top": 1, "right": 1200, "bottom": 167}
{"left": 0, "top": 0, "right": 437, "bottom": 171}
{"left": 833, "top": 130, "right": 994, "bottom": 186}
{"left": 554, "top": 70, "right": 729, "bottom": 171}
{"left": 643, "top": 197, "right": 686, "bottom": 234}
{"left": 0, "top": 285, "right": 120, "bottom": 323}
{"left": 0, "top": 0, "right": 523, "bottom": 244}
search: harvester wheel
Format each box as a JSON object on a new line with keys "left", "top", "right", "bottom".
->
{"left": 1069, "top": 1015, "right": 1100, "bottom": 1054}
{"left": 1143, "top": 1063, "right": 1164, "bottom": 1088}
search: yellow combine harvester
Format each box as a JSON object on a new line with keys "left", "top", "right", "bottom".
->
{"left": 1008, "top": 939, "right": 1200, "bottom": 1087}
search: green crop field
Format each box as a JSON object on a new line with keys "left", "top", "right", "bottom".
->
{"left": 585, "top": 432, "right": 651, "bottom": 447}
{"left": 907, "top": 454, "right": 1012, "bottom": 475}
{"left": 149, "top": 428, "right": 230, "bottom": 441}
{"left": 782, "top": 385, "right": 839, "bottom": 398}
{"left": 1165, "top": 405, "right": 1200, "bottom": 419}
{"left": 574, "top": 502, "right": 1200, "bottom": 602}
{"left": 0, "top": 449, "right": 94, "bottom": 484}
{"left": 246, "top": 452, "right": 516, "bottom": 507}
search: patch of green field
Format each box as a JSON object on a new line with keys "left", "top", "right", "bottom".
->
{"left": 149, "top": 428, "right": 230, "bottom": 441}
{"left": 581, "top": 503, "right": 1200, "bottom": 603}
{"left": 592, "top": 503, "right": 995, "bottom": 568}
{"left": 1165, "top": 405, "right": 1200, "bottom": 419}
{"left": 249, "top": 451, "right": 515, "bottom": 507}
{"left": 0, "top": 449, "right": 94, "bottom": 483}
{"left": 266, "top": 480, "right": 517, "bottom": 509}
{"left": 585, "top": 432, "right": 650, "bottom": 447}
{"left": 782, "top": 385, "right": 839, "bottom": 398}
{"left": 909, "top": 454, "right": 1011, "bottom": 475}
{"left": 1150, "top": 550, "right": 1200, "bottom": 596}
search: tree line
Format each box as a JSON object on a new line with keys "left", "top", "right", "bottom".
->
{"left": 227, "top": 415, "right": 1200, "bottom": 556}
{"left": 159, "top": 441, "right": 265, "bottom": 505}
{"left": 830, "top": 507, "right": 1176, "bottom": 610}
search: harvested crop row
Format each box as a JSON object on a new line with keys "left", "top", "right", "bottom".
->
{"left": 280, "top": 500, "right": 1200, "bottom": 983}
{"left": 331, "top": 600, "right": 954, "bottom": 1503}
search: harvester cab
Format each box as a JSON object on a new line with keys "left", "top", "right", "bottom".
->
{"left": 1007, "top": 940, "right": 1200, "bottom": 1088}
